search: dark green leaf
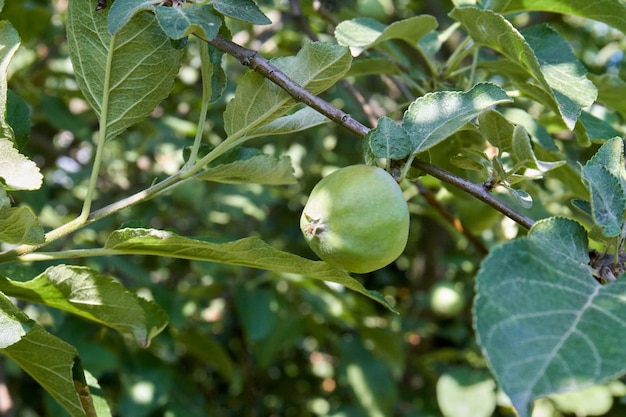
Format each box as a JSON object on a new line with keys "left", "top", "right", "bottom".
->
{"left": 154, "top": 4, "right": 221, "bottom": 40}
{"left": 201, "top": 45, "right": 226, "bottom": 104}
{"left": 403, "top": 83, "right": 512, "bottom": 154}
{"left": 0, "top": 20, "right": 19, "bottom": 142}
{"left": 590, "top": 74, "right": 626, "bottom": 117}
{"left": 0, "top": 292, "right": 91, "bottom": 417}
{"left": 107, "top": 0, "right": 161, "bottom": 34}
{"left": 211, "top": 0, "right": 271, "bottom": 25}
{"left": 197, "top": 154, "right": 297, "bottom": 185}
{"left": 104, "top": 228, "right": 398, "bottom": 312}
{"left": 0, "top": 265, "right": 168, "bottom": 347}
{"left": 497, "top": 0, "right": 626, "bottom": 33}
{"left": 6, "top": 90, "right": 30, "bottom": 149}
{"left": 366, "top": 116, "right": 411, "bottom": 160}
{"left": 0, "top": 192, "right": 44, "bottom": 244}
{"left": 68, "top": 0, "right": 183, "bottom": 141}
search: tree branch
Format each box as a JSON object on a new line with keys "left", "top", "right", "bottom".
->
{"left": 207, "top": 35, "right": 536, "bottom": 230}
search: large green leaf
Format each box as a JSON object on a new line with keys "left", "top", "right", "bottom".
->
{"left": 403, "top": 83, "right": 512, "bottom": 154}
{"left": 475, "top": 217, "right": 626, "bottom": 417}
{"left": 450, "top": 8, "right": 597, "bottom": 130}
{"left": 104, "top": 228, "right": 397, "bottom": 312}
{"left": 496, "top": 0, "right": 626, "bottom": 33}
{"left": 222, "top": 41, "right": 351, "bottom": 139}
{"left": 0, "top": 292, "right": 94, "bottom": 417}
{"left": 0, "top": 265, "right": 168, "bottom": 347}
{"left": 67, "top": 0, "right": 183, "bottom": 141}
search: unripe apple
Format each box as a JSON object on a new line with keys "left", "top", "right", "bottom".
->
{"left": 429, "top": 282, "right": 466, "bottom": 318}
{"left": 300, "top": 165, "right": 410, "bottom": 273}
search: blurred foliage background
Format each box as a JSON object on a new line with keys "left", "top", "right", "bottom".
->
{"left": 1, "top": 0, "right": 625, "bottom": 416}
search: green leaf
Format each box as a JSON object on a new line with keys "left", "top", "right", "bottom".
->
{"left": 347, "top": 57, "right": 400, "bottom": 77}
{"left": 67, "top": 0, "right": 183, "bottom": 141}
{"left": 503, "top": 185, "right": 533, "bottom": 208}
{"left": 578, "top": 111, "right": 622, "bottom": 142}
{"left": 6, "top": 90, "right": 30, "bottom": 149}
{"left": 335, "top": 15, "right": 438, "bottom": 55}
{"left": 582, "top": 138, "right": 626, "bottom": 237}
{"left": 211, "top": 0, "right": 271, "bottom": 25}
{"left": 590, "top": 74, "right": 626, "bottom": 117}
{"left": 366, "top": 116, "right": 411, "bottom": 160}
{"left": 497, "top": 0, "right": 626, "bottom": 33}
{"left": 223, "top": 41, "right": 351, "bottom": 139}
{"left": 0, "top": 292, "right": 92, "bottom": 417}
{"left": 474, "top": 217, "right": 626, "bottom": 417}
{"left": 511, "top": 125, "right": 564, "bottom": 172}
{"left": 0, "top": 265, "right": 168, "bottom": 347}
{"left": 106, "top": 0, "right": 162, "bottom": 34}
{"left": 104, "top": 228, "right": 398, "bottom": 313}
{"left": 246, "top": 106, "right": 330, "bottom": 139}
{"left": 522, "top": 24, "right": 597, "bottom": 129}
{"left": 403, "top": 83, "right": 512, "bottom": 154}
{"left": 200, "top": 44, "right": 226, "bottom": 105}
{"left": 450, "top": 8, "right": 596, "bottom": 129}
{"left": 154, "top": 4, "right": 221, "bottom": 40}
{"left": 0, "top": 192, "right": 44, "bottom": 244}
{"left": 197, "top": 153, "right": 297, "bottom": 185}
{"left": 478, "top": 110, "right": 514, "bottom": 153}
{"left": 0, "top": 139, "right": 43, "bottom": 190}
{"left": 175, "top": 329, "right": 235, "bottom": 381}
{"left": 0, "top": 20, "right": 19, "bottom": 143}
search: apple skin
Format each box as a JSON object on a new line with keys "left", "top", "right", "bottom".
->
{"left": 300, "top": 165, "right": 410, "bottom": 273}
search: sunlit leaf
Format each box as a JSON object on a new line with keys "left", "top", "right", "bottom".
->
{"left": 335, "top": 15, "right": 437, "bottom": 55}
{"left": 475, "top": 217, "right": 626, "bottom": 417}
{"left": 403, "top": 82, "right": 512, "bottom": 154}
{"left": 104, "top": 228, "right": 397, "bottom": 312}
{"left": 0, "top": 139, "right": 43, "bottom": 190}
{"left": 67, "top": 0, "right": 183, "bottom": 141}
{"left": 0, "top": 265, "right": 168, "bottom": 347}
{"left": 450, "top": 8, "right": 597, "bottom": 129}
{"left": 590, "top": 74, "right": 626, "bottom": 118}
{"left": 223, "top": 41, "right": 351, "bottom": 139}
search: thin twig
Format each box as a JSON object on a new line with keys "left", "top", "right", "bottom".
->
{"left": 207, "top": 35, "right": 536, "bottom": 231}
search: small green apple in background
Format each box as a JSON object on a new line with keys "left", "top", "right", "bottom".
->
{"left": 300, "top": 164, "right": 410, "bottom": 273}
{"left": 429, "top": 282, "right": 466, "bottom": 318}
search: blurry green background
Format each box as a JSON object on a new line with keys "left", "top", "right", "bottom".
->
{"left": 1, "top": 0, "right": 625, "bottom": 416}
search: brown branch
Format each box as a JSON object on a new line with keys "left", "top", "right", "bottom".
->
{"left": 206, "top": 35, "right": 536, "bottom": 231}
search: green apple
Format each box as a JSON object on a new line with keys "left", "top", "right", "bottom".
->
{"left": 429, "top": 282, "right": 466, "bottom": 318}
{"left": 300, "top": 165, "right": 410, "bottom": 273}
